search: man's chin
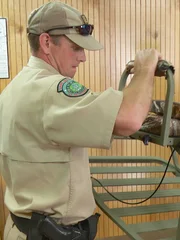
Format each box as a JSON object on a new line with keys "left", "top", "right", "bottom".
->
{"left": 69, "top": 71, "right": 76, "bottom": 78}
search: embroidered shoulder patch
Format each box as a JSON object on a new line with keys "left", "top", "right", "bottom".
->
{"left": 57, "top": 78, "right": 89, "bottom": 97}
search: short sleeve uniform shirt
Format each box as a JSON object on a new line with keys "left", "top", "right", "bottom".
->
{"left": 0, "top": 56, "right": 123, "bottom": 225}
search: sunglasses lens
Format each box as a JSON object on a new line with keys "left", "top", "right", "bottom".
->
{"left": 79, "top": 24, "right": 94, "bottom": 36}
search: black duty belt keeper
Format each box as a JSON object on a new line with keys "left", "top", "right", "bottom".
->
{"left": 11, "top": 212, "right": 46, "bottom": 240}
{"left": 10, "top": 212, "right": 100, "bottom": 240}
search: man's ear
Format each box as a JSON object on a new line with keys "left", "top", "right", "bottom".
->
{"left": 39, "top": 33, "right": 51, "bottom": 54}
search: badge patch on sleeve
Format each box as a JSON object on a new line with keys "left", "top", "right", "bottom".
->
{"left": 57, "top": 78, "right": 89, "bottom": 97}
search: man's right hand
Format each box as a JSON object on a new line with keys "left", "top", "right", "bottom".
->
{"left": 113, "top": 48, "right": 163, "bottom": 137}
{"left": 133, "top": 48, "right": 162, "bottom": 76}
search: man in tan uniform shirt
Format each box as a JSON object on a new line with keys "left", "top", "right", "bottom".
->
{"left": 0, "top": 1, "right": 162, "bottom": 240}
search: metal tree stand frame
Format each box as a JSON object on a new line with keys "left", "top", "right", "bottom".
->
{"left": 90, "top": 61, "right": 180, "bottom": 240}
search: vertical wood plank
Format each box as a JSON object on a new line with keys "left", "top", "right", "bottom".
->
{"left": 0, "top": 0, "right": 180, "bottom": 238}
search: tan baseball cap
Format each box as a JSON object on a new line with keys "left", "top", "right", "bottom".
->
{"left": 27, "top": 1, "right": 103, "bottom": 51}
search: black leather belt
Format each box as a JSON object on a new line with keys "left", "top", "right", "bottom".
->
{"left": 10, "top": 212, "right": 100, "bottom": 240}
{"left": 11, "top": 212, "right": 47, "bottom": 240}
{"left": 11, "top": 212, "right": 33, "bottom": 235}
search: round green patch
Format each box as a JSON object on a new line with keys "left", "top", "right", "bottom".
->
{"left": 57, "top": 78, "right": 89, "bottom": 97}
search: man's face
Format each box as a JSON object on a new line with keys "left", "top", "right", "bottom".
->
{"left": 49, "top": 36, "right": 86, "bottom": 78}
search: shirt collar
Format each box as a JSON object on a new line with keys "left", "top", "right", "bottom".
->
{"left": 27, "top": 56, "right": 60, "bottom": 75}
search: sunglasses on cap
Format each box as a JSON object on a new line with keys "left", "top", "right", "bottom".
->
{"left": 47, "top": 24, "right": 94, "bottom": 36}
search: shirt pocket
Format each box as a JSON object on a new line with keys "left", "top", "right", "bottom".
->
{"left": 1, "top": 146, "right": 70, "bottom": 163}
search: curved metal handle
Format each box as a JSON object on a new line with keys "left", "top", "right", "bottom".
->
{"left": 155, "top": 60, "right": 175, "bottom": 76}
{"left": 118, "top": 59, "right": 175, "bottom": 146}
{"left": 119, "top": 60, "right": 175, "bottom": 91}
{"left": 125, "top": 59, "right": 175, "bottom": 76}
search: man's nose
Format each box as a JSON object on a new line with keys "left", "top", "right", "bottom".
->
{"left": 79, "top": 49, "right": 86, "bottom": 62}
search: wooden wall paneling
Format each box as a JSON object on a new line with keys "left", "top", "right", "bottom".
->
{"left": 15, "top": 0, "right": 23, "bottom": 73}
{"left": 25, "top": 0, "right": 33, "bottom": 59}
{"left": 8, "top": 0, "right": 16, "bottom": 79}
{"left": 0, "top": 0, "right": 2, "bottom": 16}
{"left": 115, "top": 0, "right": 121, "bottom": 90}
{"left": 93, "top": 0, "right": 101, "bottom": 92}
{"left": 38, "top": 0, "right": 44, "bottom": 7}
{"left": 20, "top": 0, "right": 29, "bottom": 67}
{"left": 0, "top": 0, "right": 180, "bottom": 239}
{"left": 159, "top": 0, "right": 166, "bottom": 101}
{"left": 0, "top": 0, "right": 9, "bottom": 237}
{"left": 169, "top": 0, "right": 175, "bottom": 66}
{"left": 0, "top": 0, "right": 11, "bottom": 91}
{"left": 75, "top": 0, "right": 86, "bottom": 87}
{"left": 174, "top": 0, "right": 180, "bottom": 103}
{"left": 31, "top": 0, "right": 38, "bottom": 13}
{"left": 99, "top": 0, "right": 105, "bottom": 92}
{"left": 88, "top": 0, "right": 96, "bottom": 91}
{"left": 81, "top": 0, "right": 90, "bottom": 89}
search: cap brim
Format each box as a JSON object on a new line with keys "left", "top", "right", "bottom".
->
{"left": 65, "top": 34, "right": 103, "bottom": 51}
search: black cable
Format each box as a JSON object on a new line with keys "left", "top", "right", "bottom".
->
{"left": 91, "top": 147, "right": 176, "bottom": 205}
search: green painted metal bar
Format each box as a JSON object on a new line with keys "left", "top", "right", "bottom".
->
{"left": 90, "top": 166, "right": 176, "bottom": 174}
{"left": 93, "top": 190, "right": 144, "bottom": 240}
{"left": 89, "top": 156, "right": 170, "bottom": 164}
{"left": 91, "top": 177, "right": 180, "bottom": 187}
{"left": 96, "top": 189, "right": 180, "bottom": 201}
{"left": 111, "top": 203, "right": 180, "bottom": 217}
{"left": 130, "top": 219, "right": 178, "bottom": 233}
